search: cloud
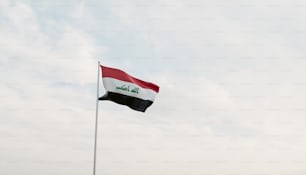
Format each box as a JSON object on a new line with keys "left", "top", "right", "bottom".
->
{"left": 0, "top": 0, "right": 305, "bottom": 175}
{"left": 0, "top": 1, "right": 105, "bottom": 174}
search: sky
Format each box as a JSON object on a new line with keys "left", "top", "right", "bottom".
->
{"left": 0, "top": 0, "right": 305, "bottom": 174}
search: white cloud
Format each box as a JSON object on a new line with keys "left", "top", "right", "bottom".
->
{"left": 0, "top": 1, "right": 105, "bottom": 174}
{"left": 0, "top": 0, "right": 305, "bottom": 175}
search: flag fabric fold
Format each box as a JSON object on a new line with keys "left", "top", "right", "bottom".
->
{"left": 99, "top": 65, "right": 159, "bottom": 112}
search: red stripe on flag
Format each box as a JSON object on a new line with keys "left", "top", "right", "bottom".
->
{"left": 101, "top": 65, "right": 159, "bottom": 93}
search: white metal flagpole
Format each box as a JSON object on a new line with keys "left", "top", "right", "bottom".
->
{"left": 93, "top": 61, "right": 100, "bottom": 175}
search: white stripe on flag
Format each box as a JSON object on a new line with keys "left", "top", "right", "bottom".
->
{"left": 102, "top": 77, "right": 158, "bottom": 101}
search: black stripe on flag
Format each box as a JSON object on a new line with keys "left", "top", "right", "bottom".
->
{"left": 99, "top": 92, "right": 153, "bottom": 112}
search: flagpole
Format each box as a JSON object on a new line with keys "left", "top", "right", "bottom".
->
{"left": 93, "top": 61, "right": 100, "bottom": 175}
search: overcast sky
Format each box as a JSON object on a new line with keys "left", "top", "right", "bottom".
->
{"left": 0, "top": 0, "right": 305, "bottom": 175}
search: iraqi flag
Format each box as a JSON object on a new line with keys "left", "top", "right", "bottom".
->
{"left": 99, "top": 65, "right": 159, "bottom": 112}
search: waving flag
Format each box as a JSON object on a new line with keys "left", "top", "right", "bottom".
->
{"left": 99, "top": 65, "right": 159, "bottom": 112}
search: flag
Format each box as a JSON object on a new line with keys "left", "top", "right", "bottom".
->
{"left": 99, "top": 65, "right": 159, "bottom": 112}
